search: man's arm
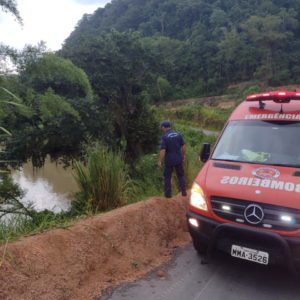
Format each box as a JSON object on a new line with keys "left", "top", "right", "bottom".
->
{"left": 158, "top": 149, "right": 166, "bottom": 168}
{"left": 158, "top": 135, "right": 167, "bottom": 168}
{"left": 181, "top": 144, "right": 186, "bottom": 162}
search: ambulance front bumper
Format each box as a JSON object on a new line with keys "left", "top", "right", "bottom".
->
{"left": 187, "top": 211, "right": 300, "bottom": 271}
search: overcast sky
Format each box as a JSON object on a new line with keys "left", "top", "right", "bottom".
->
{"left": 0, "top": 0, "right": 111, "bottom": 51}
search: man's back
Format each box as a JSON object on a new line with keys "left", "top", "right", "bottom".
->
{"left": 161, "top": 129, "right": 184, "bottom": 166}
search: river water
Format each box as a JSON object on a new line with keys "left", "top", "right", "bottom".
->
{"left": 8, "top": 129, "right": 217, "bottom": 214}
{"left": 11, "top": 158, "right": 78, "bottom": 213}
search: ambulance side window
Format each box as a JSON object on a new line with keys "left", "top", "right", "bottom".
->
{"left": 213, "top": 122, "right": 241, "bottom": 159}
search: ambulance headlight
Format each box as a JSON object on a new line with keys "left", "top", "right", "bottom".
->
{"left": 281, "top": 215, "right": 294, "bottom": 223}
{"left": 190, "top": 183, "right": 208, "bottom": 211}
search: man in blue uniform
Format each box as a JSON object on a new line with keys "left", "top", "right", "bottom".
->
{"left": 158, "top": 121, "right": 187, "bottom": 198}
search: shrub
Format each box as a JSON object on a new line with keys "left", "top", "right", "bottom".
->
{"left": 73, "top": 144, "right": 130, "bottom": 213}
{"left": 183, "top": 147, "right": 201, "bottom": 187}
{"left": 0, "top": 210, "right": 71, "bottom": 243}
{"left": 156, "top": 76, "right": 174, "bottom": 101}
{"left": 241, "top": 85, "right": 261, "bottom": 100}
{"left": 133, "top": 150, "right": 200, "bottom": 198}
{"left": 131, "top": 153, "right": 163, "bottom": 200}
{"left": 160, "top": 104, "right": 228, "bottom": 131}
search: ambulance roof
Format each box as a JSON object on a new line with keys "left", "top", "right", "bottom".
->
{"left": 229, "top": 91, "right": 300, "bottom": 122}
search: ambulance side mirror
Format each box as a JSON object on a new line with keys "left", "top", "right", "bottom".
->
{"left": 200, "top": 143, "right": 211, "bottom": 163}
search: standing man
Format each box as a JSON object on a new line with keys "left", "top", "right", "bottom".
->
{"left": 158, "top": 121, "right": 187, "bottom": 198}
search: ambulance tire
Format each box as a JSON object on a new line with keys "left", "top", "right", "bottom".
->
{"left": 192, "top": 237, "right": 208, "bottom": 255}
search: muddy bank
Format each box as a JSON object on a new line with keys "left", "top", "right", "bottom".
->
{"left": 0, "top": 195, "right": 190, "bottom": 300}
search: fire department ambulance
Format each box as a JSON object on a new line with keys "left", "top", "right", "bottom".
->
{"left": 187, "top": 91, "right": 300, "bottom": 270}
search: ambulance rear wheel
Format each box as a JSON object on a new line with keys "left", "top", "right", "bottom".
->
{"left": 192, "top": 237, "right": 208, "bottom": 255}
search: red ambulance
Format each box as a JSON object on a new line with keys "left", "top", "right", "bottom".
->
{"left": 187, "top": 91, "right": 300, "bottom": 270}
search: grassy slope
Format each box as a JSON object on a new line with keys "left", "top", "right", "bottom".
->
{"left": 157, "top": 81, "right": 300, "bottom": 131}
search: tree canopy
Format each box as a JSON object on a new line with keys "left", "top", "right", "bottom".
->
{"left": 3, "top": 0, "right": 300, "bottom": 168}
{"left": 1, "top": 54, "right": 95, "bottom": 167}
{"left": 20, "top": 53, "right": 93, "bottom": 101}
{"left": 0, "top": 0, "right": 22, "bottom": 24}
{"left": 63, "top": 0, "right": 300, "bottom": 94}
{"left": 62, "top": 30, "right": 158, "bottom": 161}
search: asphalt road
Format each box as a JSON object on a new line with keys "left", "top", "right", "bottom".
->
{"left": 102, "top": 244, "right": 300, "bottom": 300}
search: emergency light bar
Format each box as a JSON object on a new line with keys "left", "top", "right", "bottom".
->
{"left": 246, "top": 91, "right": 300, "bottom": 103}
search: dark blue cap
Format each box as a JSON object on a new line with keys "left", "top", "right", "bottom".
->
{"left": 160, "top": 120, "right": 171, "bottom": 128}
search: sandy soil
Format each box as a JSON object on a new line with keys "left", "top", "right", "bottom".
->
{"left": 0, "top": 195, "right": 190, "bottom": 300}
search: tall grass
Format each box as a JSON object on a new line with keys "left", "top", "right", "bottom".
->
{"left": 183, "top": 147, "right": 201, "bottom": 187}
{"left": 131, "top": 154, "right": 163, "bottom": 201}
{"left": 0, "top": 211, "right": 72, "bottom": 243}
{"left": 73, "top": 144, "right": 130, "bottom": 213}
{"left": 172, "top": 124, "right": 216, "bottom": 191}
{"left": 132, "top": 124, "right": 214, "bottom": 198}
{"left": 157, "top": 104, "right": 229, "bottom": 131}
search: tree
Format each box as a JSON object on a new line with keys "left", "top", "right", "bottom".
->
{"left": 0, "top": 44, "right": 17, "bottom": 74}
{"left": 241, "top": 13, "right": 298, "bottom": 81}
{"left": 0, "top": 0, "right": 21, "bottom": 74}
{"left": 15, "top": 41, "right": 47, "bottom": 73}
{"left": 63, "top": 0, "right": 300, "bottom": 95}
{"left": 154, "top": 76, "right": 174, "bottom": 101}
{"left": 217, "top": 27, "right": 260, "bottom": 82}
{"left": 210, "top": 8, "right": 228, "bottom": 28}
{"left": 20, "top": 53, "right": 93, "bottom": 100}
{"left": 2, "top": 54, "right": 94, "bottom": 167}
{"left": 0, "top": 0, "right": 22, "bottom": 24}
{"left": 62, "top": 30, "right": 159, "bottom": 162}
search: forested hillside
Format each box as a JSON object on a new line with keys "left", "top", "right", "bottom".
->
{"left": 63, "top": 0, "right": 300, "bottom": 98}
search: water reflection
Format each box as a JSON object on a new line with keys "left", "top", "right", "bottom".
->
{"left": 11, "top": 158, "right": 78, "bottom": 212}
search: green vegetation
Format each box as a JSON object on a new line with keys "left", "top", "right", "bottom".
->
{"left": 0, "top": 211, "right": 72, "bottom": 242}
{"left": 175, "top": 124, "right": 216, "bottom": 182}
{"left": 0, "top": 175, "right": 73, "bottom": 242}
{"left": 0, "top": 123, "right": 216, "bottom": 243}
{"left": 2, "top": 0, "right": 300, "bottom": 242}
{"left": 2, "top": 54, "right": 95, "bottom": 167}
{"left": 21, "top": 53, "right": 93, "bottom": 100}
{"left": 64, "top": 0, "right": 300, "bottom": 98}
{"left": 131, "top": 123, "right": 217, "bottom": 200}
{"left": 158, "top": 104, "right": 230, "bottom": 131}
{"left": 2, "top": 31, "right": 159, "bottom": 167}
{"left": 0, "top": 0, "right": 22, "bottom": 24}
{"left": 73, "top": 144, "right": 130, "bottom": 214}
{"left": 132, "top": 153, "right": 163, "bottom": 199}
{"left": 61, "top": 30, "right": 159, "bottom": 162}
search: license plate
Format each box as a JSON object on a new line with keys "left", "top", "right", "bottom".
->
{"left": 231, "top": 245, "right": 269, "bottom": 265}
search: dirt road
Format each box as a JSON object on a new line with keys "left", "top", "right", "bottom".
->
{"left": 102, "top": 244, "right": 300, "bottom": 300}
{"left": 0, "top": 196, "right": 190, "bottom": 300}
{"left": 191, "top": 126, "right": 219, "bottom": 137}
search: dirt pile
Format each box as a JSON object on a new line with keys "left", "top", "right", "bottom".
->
{"left": 0, "top": 195, "right": 190, "bottom": 300}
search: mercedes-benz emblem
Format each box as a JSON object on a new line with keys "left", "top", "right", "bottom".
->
{"left": 244, "top": 204, "right": 264, "bottom": 225}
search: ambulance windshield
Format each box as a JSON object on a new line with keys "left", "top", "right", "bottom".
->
{"left": 212, "top": 120, "right": 300, "bottom": 167}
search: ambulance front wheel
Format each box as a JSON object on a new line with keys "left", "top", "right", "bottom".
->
{"left": 192, "top": 236, "right": 208, "bottom": 255}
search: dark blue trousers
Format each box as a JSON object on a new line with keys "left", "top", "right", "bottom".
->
{"left": 163, "top": 163, "right": 186, "bottom": 197}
